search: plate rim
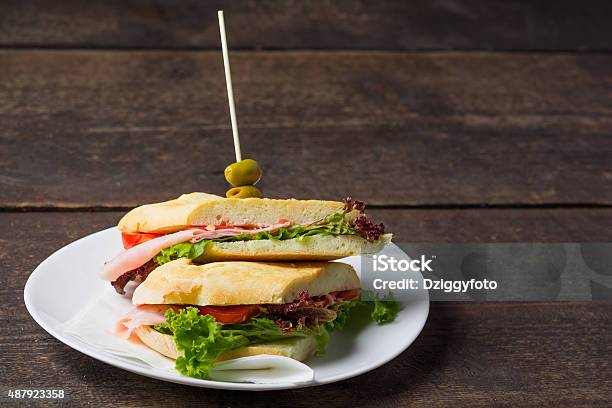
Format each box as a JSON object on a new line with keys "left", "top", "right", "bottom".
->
{"left": 24, "top": 227, "right": 430, "bottom": 391}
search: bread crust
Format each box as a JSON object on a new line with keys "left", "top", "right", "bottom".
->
{"left": 132, "top": 259, "right": 360, "bottom": 306}
{"left": 134, "top": 326, "right": 316, "bottom": 362}
{"left": 118, "top": 192, "right": 346, "bottom": 234}
{"left": 194, "top": 234, "right": 392, "bottom": 262}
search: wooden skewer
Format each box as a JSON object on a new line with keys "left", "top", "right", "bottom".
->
{"left": 218, "top": 10, "right": 242, "bottom": 162}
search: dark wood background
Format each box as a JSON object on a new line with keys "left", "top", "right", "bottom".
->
{"left": 1, "top": 1, "right": 611, "bottom": 406}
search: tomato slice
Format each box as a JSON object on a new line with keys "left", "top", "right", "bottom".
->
{"left": 332, "top": 288, "right": 361, "bottom": 301}
{"left": 121, "top": 232, "right": 163, "bottom": 249}
{"left": 198, "top": 305, "right": 261, "bottom": 324}
{"left": 121, "top": 225, "right": 256, "bottom": 249}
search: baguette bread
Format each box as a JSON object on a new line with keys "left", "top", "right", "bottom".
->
{"left": 132, "top": 258, "right": 361, "bottom": 306}
{"left": 134, "top": 326, "right": 316, "bottom": 362}
{"left": 119, "top": 193, "right": 348, "bottom": 234}
{"left": 193, "top": 233, "right": 392, "bottom": 262}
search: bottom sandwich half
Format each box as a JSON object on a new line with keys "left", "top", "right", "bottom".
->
{"left": 118, "top": 258, "right": 400, "bottom": 379}
{"left": 118, "top": 259, "right": 360, "bottom": 378}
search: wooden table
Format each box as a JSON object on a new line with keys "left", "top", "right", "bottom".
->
{"left": 1, "top": 2, "right": 611, "bottom": 406}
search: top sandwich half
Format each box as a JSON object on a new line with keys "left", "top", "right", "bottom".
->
{"left": 101, "top": 193, "right": 391, "bottom": 294}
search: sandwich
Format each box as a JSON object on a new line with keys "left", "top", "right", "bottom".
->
{"left": 100, "top": 193, "right": 391, "bottom": 294}
{"left": 117, "top": 258, "right": 398, "bottom": 379}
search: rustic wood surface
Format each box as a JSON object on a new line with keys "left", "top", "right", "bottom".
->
{"left": 1, "top": 1, "right": 611, "bottom": 406}
{"left": 1, "top": 51, "right": 611, "bottom": 207}
{"left": 1, "top": 0, "right": 612, "bottom": 51}
{"left": 2, "top": 213, "right": 612, "bottom": 407}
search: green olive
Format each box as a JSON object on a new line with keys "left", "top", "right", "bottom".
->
{"left": 226, "top": 185, "right": 263, "bottom": 199}
{"left": 224, "top": 159, "right": 262, "bottom": 187}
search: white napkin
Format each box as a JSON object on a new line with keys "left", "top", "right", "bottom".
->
{"left": 210, "top": 355, "right": 314, "bottom": 383}
{"left": 56, "top": 290, "right": 314, "bottom": 384}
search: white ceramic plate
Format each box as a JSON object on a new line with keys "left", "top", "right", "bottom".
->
{"left": 24, "top": 228, "right": 429, "bottom": 390}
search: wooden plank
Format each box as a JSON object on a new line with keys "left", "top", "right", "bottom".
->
{"left": 2, "top": 212, "right": 611, "bottom": 406}
{"left": 1, "top": 1, "right": 612, "bottom": 51}
{"left": 4, "top": 208, "right": 612, "bottom": 258}
{"left": 4, "top": 208, "right": 612, "bottom": 295}
{"left": 5, "top": 208, "right": 612, "bottom": 296}
{"left": 1, "top": 50, "right": 611, "bottom": 207}
{"left": 5, "top": 301, "right": 612, "bottom": 406}
{"left": 370, "top": 208, "right": 612, "bottom": 242}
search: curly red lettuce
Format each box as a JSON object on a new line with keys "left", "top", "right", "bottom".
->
{"left": 264, "top": 290, "right": 338, "bottom": 332}
{"left": 343, "top": 197, "right": 385, "bottom": 242}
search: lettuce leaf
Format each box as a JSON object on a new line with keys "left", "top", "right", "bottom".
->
{"left": 154, "top": 240, "right": 208, "bottom": 265}
{"left": 302, "top": 212, "right": 356, "bottom": 236}
{"left": 314, "top": 300, "right": 358, "bottom": 354}
{"left": 359, "top": 291, "right": 401, "bottom": 324}
{"left": 158, "top": 298, "right": 400, "bottom": 378}
{"left": 313, "top": 297, "right": 400, "bottom": 354}
{"left": 371, "top": 299, "right": 401, "bottom": 324}
{"left": 158, "top": 307, "right": 308, "bottom": 379}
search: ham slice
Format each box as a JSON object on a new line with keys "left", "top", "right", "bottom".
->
{"left": 100, "top": 229, "right": 207, "bottom": 282}
{"left": 100, "top": 221, "right": 291, "bottom": 282}
{"left": 115, "top": 305, "right": 175, "bottom": 339}
{"left": 189, "top": 221, "right": 290, "bottom": 242}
